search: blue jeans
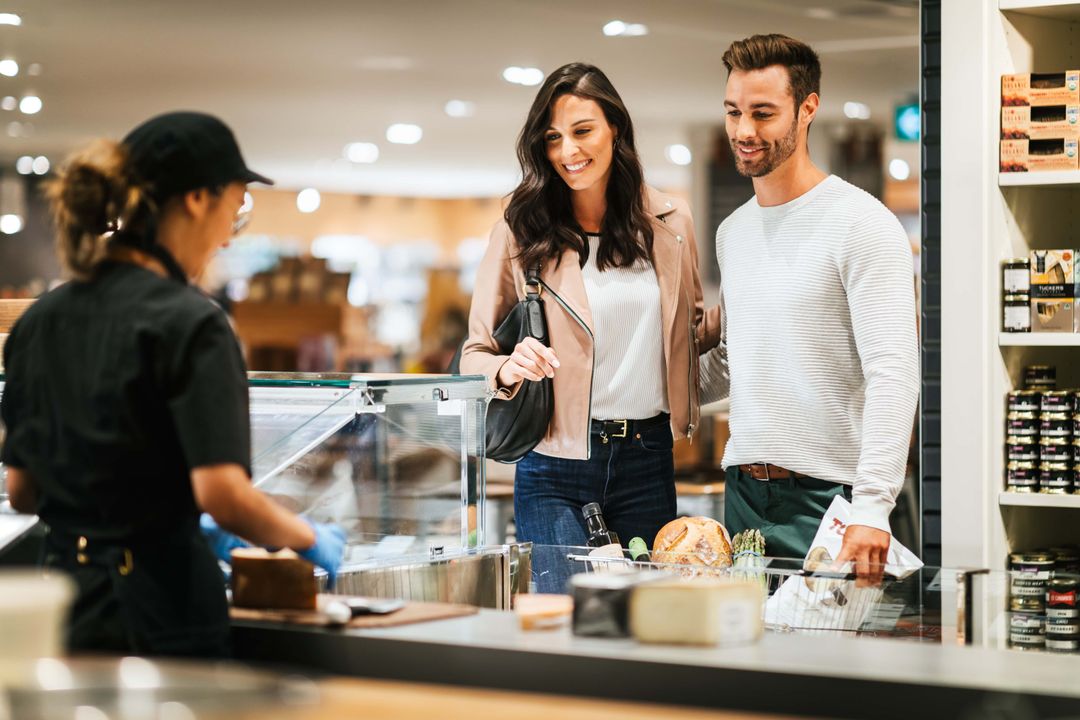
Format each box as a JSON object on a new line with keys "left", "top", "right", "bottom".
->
{"left": 514, "top": 418, "right": 676, "bottom": 594}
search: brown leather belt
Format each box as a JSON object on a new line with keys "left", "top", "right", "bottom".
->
{"left": 738, "top": 463, "right": 807, "bottom": 481}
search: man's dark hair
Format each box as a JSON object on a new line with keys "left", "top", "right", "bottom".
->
{"left": 722, "top": 34, "right": 822, "bottom": 114}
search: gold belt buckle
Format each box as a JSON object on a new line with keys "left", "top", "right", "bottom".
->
{"left": 611, "top": 420, "right": 628, "bottom": 438}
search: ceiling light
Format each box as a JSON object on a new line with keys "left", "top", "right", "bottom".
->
{"left": 344, "top": 141, "right": 379, "bottom": 163}
{"left": 502, "top": 66, "right": 544, "bottom": 87}
{"left": 888, "top": 158, "right": 911, "bottom": 181}
{"left": 15, "top": 155, "right": 31, "bottom": 174}
{"left": 1, "top": 96, "right": 15, "bottom": 111}
{"left": 0, "top": 214, "right": 23, "bottom": 234}
{"left": 386, "top": 123, "right": 422, "bottom": 144}
{"left": 19, "top": 95, "right": 41, "bottom": 114}
{"left": 27, "top": 63, "right": 40, "bottom": 76}
{"left": 603, "top": 20, "right": 648, "bottom": 37}
{"left": 603, "top": 20, "right": 627, "bottom": 36}
{"left": 0, "top": 59, "right": 17, "bottom": 77}
{"left": 31, "top": 155, "right": 48, "bottom": 175}
{"left": 665, "top": 144, "right": 692, "bottom": 166}
{"left": 6, "top": 120, "right": 20, "bottom": 136}
{"left": 296, "top": 188, "right": 321, "bottom": 213}
{"left": 0, "top": 14, "right": 20, "bottom": 26}
{"left": 444, "top": 100, "right": 475, "bottom": 118}
{"left": 805, "top": 8, "right": 837, "bottom": 20}
{"left": 843, "top": 101, "right": 871, "bottom": 120}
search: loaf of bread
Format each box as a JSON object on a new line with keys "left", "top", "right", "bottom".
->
{"left": 651, "top": 517, "right": 733, "bottom": 569}
{"left": 230, "top": 547, "right": 317, "bottom": 610}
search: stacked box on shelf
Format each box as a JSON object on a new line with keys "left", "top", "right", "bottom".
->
{"left": 1030, "top": 250, "right": 1075, "bottom": 333}
{"left": 1001, "top": 72, "right": 1080, "bottom": 172}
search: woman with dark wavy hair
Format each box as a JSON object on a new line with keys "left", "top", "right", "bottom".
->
{"left": 461, "top": 63, "right": 721, "bottom": 592}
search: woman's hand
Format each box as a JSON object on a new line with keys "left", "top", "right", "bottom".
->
{"left": 497, "top": 337, "right": 560, "bottom": 386}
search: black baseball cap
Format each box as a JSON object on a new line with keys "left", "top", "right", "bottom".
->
{"left": 122, "top": 111, "right": 273, "bottom": 202}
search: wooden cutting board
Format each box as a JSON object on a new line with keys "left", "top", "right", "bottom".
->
{"left": 230, "top": 596, "right": 478, "bottom": 629}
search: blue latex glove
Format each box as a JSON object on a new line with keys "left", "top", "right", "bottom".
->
{"left": 298, "top": 517, "right": 347, "bottom": 589}
{"left": 199, "top": 513, "right": 251, "bottom": 563}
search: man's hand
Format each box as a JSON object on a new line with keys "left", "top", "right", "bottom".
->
{"left": 836, "top": 525, "right": 890, "bottom": 586}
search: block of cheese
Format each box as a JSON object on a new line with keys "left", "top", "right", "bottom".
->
{"left": 571, "top": 570, "right": 671, "bottom": 638}
{"left": 230, "top": 547, "right": 317, "bottom": 610}
{"left": 629, "top": 578, "right": 763, "bottom": 646}
{"left": 514, "top": 593, "right": 573, "bottom": 631}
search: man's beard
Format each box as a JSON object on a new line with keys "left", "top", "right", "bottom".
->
{"left": 731, "top": 118, "right": 798, "bottom": 178}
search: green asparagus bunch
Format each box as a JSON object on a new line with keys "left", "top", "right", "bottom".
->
{"left": 732, "top": 529, "right": 767, "bottom": 593}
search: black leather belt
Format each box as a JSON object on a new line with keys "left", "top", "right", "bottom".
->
{"left": 590, "top": 412, "right": 670, "bottom": 442}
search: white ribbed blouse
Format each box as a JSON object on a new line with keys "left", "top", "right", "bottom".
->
{"left": 581, "top": 235, "right": 669, "bottom": 420}
{"left": 698, "top": 175, "right": 919, "bottom": 533}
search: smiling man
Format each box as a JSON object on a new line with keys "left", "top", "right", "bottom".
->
{"left": 699, "top": 35, "right": 919, "bottom": 580}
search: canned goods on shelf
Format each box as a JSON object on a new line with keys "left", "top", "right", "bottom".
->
{"left": 1007, "top": 390, "right": 1042, "bottom": 413}
{"left": 1045, "top": 637, "right": 1079, "bottom": 652}
{"left": 1003, "top": 257, "right": 1031, "bottom": 294}
{"left": 1011, "top": 595, "right": 1045, "bottom": 612}
{"left": 1045, "top": 617, "right": 1079, "bottom": 637}
{"left": 1047, "top": 577, "right": 1079, "bottom": 619}
{"left": 1039, "top": 463, "right": 1074, "bottom": 493}
{"left": 1003, "top": 294, "right": 1031, "bottom": 333}
{"left": 1025, "top": 365, "right": 1056, "bottom": 391}
{"left": 1009, "top": 612, "right": 1046, "bottom": 649}
{"left": 1042, "top": 390, "right": 1076, "bottom": 414}
{"left": 1007, "top": 438, "right": 1039, "bottom": 462}
{"left": 1007, "top": 412, "right": 1040, "bottom": 437}
{"left": 1012, "top": 552, "right": 1055, "bottom": 602}
{"left": 1040, "top": 413, "right": 1073, "bottom": 438}
{"left": 1052, "top": 547, "right": 1080, "bottom": 577}
{"left": 1040, "top": 439, "right": 1074, "bottom": 464}
{"left": 1007, "top": 461, "right": 1039, "bottom": 492}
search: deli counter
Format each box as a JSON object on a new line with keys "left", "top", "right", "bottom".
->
{"left": 4, "top": 373, "right": 1080, "bottom": 718}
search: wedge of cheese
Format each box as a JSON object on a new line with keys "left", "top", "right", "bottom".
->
{"left": 514, "top": 593, "right": 573, "bottom": 631}
{"left": 629, "top": 577, "right": 763, "bottom": 646}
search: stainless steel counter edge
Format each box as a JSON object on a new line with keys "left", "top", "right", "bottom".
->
{"left": 233, "top": 609, "right": 1080, "bottom": 719}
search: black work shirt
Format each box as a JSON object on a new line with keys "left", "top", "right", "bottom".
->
{"left": 1, "top": 261, "right": 251, "bottom": 541}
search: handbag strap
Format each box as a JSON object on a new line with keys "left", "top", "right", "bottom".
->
{"left": 523, "top": 263, "right": 542, "bottom": 298}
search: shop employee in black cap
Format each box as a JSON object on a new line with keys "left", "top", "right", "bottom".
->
{"left": 1, "top": 111, "right": 346, "bottom": 657}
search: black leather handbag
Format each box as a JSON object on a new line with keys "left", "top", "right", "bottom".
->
{"left": 448, "top": 265, "right": 553, "bottom": 463}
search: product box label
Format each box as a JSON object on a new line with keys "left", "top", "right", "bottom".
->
{"left": 1030, "top": 249, "right": 1074, "bottom": 291}
{"left": 1002, "top": 105, "right": 1080, "bottom": 139}
{"left": 1032, "top": 298, "right": 1075, "bottom": 332}
{"left": 1003, "top": 71, "right": 1080, "bottom": 107}
{"left": 1001, "top": 139, "right": 1080, "bottom": 172}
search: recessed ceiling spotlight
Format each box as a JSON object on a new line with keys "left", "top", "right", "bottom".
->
{"left": 603, "top": 20, "right": 648, "bottom": 37}
{"left": 296, "top": 188, "right": 321, "bottom": 214}
{"left": 27, "top": 63, "right": 40, "bottom": 76}
{"left": 502, "top": 66, "right": 544, "bottom": 87}
{"left": 805, "top": 7, "right": 837, "bottom": 20}
{"left": 19, "top": 94, "right": 41, "bottom": 114}
{"left": 1, "top": 96, "right": 15, "bottom": 111}
{"left": 0, "top": 14, "right": 21, "bottom": 26}
{"left": 665, "top": 144, "right": 692, "bottom": 166}
{"left": 344, "top": 141, "right": 379, "bottom": 163}
{"left": 0, "top": 214, "right": 23, "bottom": 234}
{"left": 0, "top": 59, "right": 17, "bottom": 77}
{"left": 843, "top": 101, "right": 871, "bottom": 120}
{"left": 386, "top": 123, "right": 422, "bottom": 144}
{"left": 15, "top": 155, "right": 32, "bottom": 174}
{"left": 444, "top": 100, "right": 476, "bottom": 118}
{"left": 31, "top": 155, "right": 48, "bottom": 175}
{"left": 889, "top": 158, "right": 911, "bottom": 181}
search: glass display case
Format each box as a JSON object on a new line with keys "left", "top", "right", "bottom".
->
{"left": 247, "top": 372, "right": 489, "bottom": 554}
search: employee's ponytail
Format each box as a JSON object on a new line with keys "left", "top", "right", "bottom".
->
{"left": 44, "top": 139, "right": 149, "bottom": 279}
